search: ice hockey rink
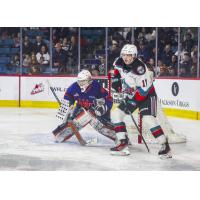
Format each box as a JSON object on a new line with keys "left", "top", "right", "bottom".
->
{"left": 0, "top": 107, "right": 199, "bottom": 171}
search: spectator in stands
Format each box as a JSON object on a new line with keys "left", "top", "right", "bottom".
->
{"left": 36, "top": 45, "right": 50, "bottom": 67}
{"left": 7, "top": 54, "right": 20, "bottom": 72}
{"left": 168, "top": 55, "right": 178, "bottom": 76}
{"left": 182, "top": 33, "right": 195, "bottom": 53}
{"left": 23, "top": 54, "right": 31, "bottom": 67}
{"left": 10, "top": 54, "right": 20, "bottom": 67}
{"left": 109, "top": 28, "right": 125, "bottom": 47}
{"left": 90, "top": 64, "right": 100, "bottom": 76}
{"left": 161, "top": 44, "right": 174, "bottom": 67}
{"left": 33, "top": 35, "right": 47, "bottom": 54}
{"left": 62, "top": 37, "right": 70, "bottom": 52}
{"left": 180, "top": 52, "right": 192, "bottom": 77}
{"left": 147, "top": 58, "right": 160, "bottom": 77}
{"left": 13, "top": 32, "right": 20, "bottom": 48}
{"left": 137, "top": 41, "right": 150, "bottom": 62}
{"left": 125, "top": 29, "right": 133, "bottom": 43}
{"left": 53, "top": 42, "right": 68, "bottom": 73}
{"left": 28, "top": 66, "right": 41, "bottom": 75}
{"left": 145, "top": 29, "right": 156, "bottom": 43}
{"left": 108, "top": 40, "right": 121, "bottom": 69}
{"left": 191, "top": 45, "right": 198, "bottom": 58}
{"left": 28, "top": 53, "right": 40, "bottom": 75}
{"left": 158, "top": 60, "right": 169, "bottom": 76}
{"left": 30, "top": 52, "right": 38, "bottom": 67}
{"left": 67, "top": 35, "right": 78, "bottom": 67}
{"left": 147, "top": 58, "right": 154, "bottom": 71}
{"left": 136, "top": 31, "right": 147, "bottom": 47}
{"left": 191, "top": 54, "right": 197, "bottom": 77}
{"left": 23, "top": 36, "right": 33, "bottom": 55}
{"left": 98, "top": 55, "right": 106, "bottom": 75}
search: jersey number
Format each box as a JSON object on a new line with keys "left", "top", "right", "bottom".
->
{"left": 142, "top": 79, "right": 147, "bottom": 87}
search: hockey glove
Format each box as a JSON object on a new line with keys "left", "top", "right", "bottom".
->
{"left": 118, "top": 96, "right": 137, "bottom": 114}
{"left": 94, "top": 104, "right": 108, "bottom": 116}
{"left": 111, "top": 69, "right": 122, "bottom": 92}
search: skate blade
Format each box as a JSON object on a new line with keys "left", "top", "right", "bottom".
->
{"left": 159, "top": 152, "right": 172, "bottom": 159}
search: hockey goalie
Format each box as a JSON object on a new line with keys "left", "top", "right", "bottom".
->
{"left": 52, "top": 70, "right": 116, "bottom": 146}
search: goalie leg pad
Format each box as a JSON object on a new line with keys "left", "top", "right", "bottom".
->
{"left": 89, "top": 116, "right": 116, "bottom": 141}
{"left": 53, "top": 123, "right": 74, "bottom": 143}
{"left": 53, "top": 108, "right": 92, "bottom": 144}
{"left": 56, "top": 99, "right": 74, "bottom": 123}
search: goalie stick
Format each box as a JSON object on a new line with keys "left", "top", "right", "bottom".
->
{"left": 68, "top": 121, "right": 87, "bottom": 146}
{"left": 47, "top": 79, "right": 87, "bottom": 145}
{"left": 46, "top": 79, "right": 62, "bottom": 105}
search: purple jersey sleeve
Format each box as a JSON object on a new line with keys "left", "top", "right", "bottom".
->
{"left": 93, "top": 81, "right": 113, "bottom": 111}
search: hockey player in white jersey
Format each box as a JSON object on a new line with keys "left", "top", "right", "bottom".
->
{"left": 110, "top": 44, "right": 172, "bottom": 158}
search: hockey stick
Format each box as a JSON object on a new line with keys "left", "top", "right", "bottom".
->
{"left": 46, "top": 79, "right": 62, "bottom": 105}
{"left": 47, "top": 79, "right": 87, "bottom": 145}
{"left": 129, "top": 111, "right": 150, "bottom": 152}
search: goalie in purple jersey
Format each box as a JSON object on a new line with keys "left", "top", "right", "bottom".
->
{"left": 52, "top": 70, "right": 116, "bottom": 144}
{"left": 64, "top": 69, "right": 112, "bottom": 120}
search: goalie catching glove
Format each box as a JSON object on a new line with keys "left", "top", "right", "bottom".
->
{"left": 93, "top": 98, "right": 108, "bottom": 116}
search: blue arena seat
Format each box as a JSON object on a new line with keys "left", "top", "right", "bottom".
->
{"left": 0, "top": 39, "right": 14, "bottom": 46}
{"left": 26, "top": 30, "right": 44, "bottom": 37}
{"left": 0, "top": 65, "right": 7, "bottom": 73}
{"left": 10, "top": 48, "right": 20, "bottom": 54}
{"left": 0, "top": 48, "right": 10, "bottom": 54}
{"left": 0, "top": 57, "right": 10, "bottom": 64}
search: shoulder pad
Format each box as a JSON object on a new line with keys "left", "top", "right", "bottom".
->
{"left": 131, "top": 58, "right": 146, "bottom": 75}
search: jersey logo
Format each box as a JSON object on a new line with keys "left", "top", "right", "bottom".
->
{"left": 137, "top": 66, "right": 145, "bottom": 74}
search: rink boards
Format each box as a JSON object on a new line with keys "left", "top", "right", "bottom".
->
{"left": 0, "top": 75, "right": 200, "bottom": 120}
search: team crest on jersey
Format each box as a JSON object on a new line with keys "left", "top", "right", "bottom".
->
{"left": 137, "top": 66, "right": 145, "bottom": 74}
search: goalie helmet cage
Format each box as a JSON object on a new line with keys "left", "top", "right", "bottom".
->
{"left": 106, "top": 73, "right": 186, "bottom": 144}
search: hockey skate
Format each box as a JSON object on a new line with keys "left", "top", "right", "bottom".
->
{"left": 110, "top": 138, "right": 130, "bottom": 156}
{"left": 158, "top": 138, "right": 172, "bottom": 159}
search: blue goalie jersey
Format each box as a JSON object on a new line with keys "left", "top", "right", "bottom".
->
{"left": 64, "top": 80, "right": 113, "bottom": 117}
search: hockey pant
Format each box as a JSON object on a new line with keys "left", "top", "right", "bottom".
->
{"left": 114, "top": 94, "right": 167, "bottom": 145}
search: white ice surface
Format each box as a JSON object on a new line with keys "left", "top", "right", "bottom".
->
{"left": 0, "top": 107, "right": 199, "bottom": 170}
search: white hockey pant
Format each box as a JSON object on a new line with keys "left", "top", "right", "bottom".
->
{"left": 111, "top": 107, "right": 128, "bottom": 141}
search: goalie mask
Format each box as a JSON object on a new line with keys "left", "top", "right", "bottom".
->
{"left": 77, "top": 70, "right": 92, "bottom": 92}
